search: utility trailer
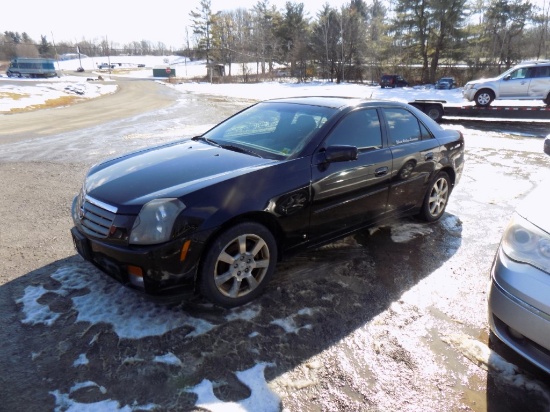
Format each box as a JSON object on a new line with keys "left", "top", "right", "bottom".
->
{"left": 409, "top": 100, "right": 550, "bottom": 122}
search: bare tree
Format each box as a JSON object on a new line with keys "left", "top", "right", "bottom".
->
{"left": 312, "top": 4, "right": 340, "bottom": 81}
{"left": 485, "top": 0, "right": 533, "bottom": 69}
{"left": 252, "top": 0, "right": 281, "bottom": 75}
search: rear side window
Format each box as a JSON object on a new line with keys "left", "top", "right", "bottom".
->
{"left": 383, "top": 108, "right": 432, "bottom": 145}
{"left": 533, "top": 66, "right": 550, "bottom": 78}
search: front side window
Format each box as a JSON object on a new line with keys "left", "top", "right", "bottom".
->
{"left": 324, "top": 109, "right": 382, "bottom": 149}
{"left": 509, "top": 67, "right": 531, "bottom": 80}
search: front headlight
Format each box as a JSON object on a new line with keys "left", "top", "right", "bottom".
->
{"left": 464, "top": 83, "right": 474, "bottom": 91}
{"left": 501, "top": 213, "right": 550, "bottom": 274}
{"left": 129, "top": 198, "right": 186, "bottom": 245}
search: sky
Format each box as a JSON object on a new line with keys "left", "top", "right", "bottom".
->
{"left": 2, "top": 0, "right": 349, "bottom": 50}
{"left": 3, "top": 0, "right": 550, "bottom": 50}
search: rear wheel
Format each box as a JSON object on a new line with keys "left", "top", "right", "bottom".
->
{"left": 474, "top": 89, "right": 494, "bottom": 107}
{"left": 199, "top": 222, "right": 278, "bottom": 307}
{"left": 543, "top": 93, "right": 550, "bottom": 105}
{"left": 419, "top": 172, "right": 451, "bottom": 222}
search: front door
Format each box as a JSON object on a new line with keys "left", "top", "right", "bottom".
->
{"left": 309, "top": 108, "right": 392, "bottom": 241}
{"left": 499, "top": 67, "right": 532, "bottom": 98}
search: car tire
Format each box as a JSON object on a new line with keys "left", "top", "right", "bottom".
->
{"left": 543, "top": 93, "right": 550, "bottom": 105}
{"left": 419, "top": 171, "right": 451, "bottom": 222}
{"left": 426, "top": 105, "right": 444, "bottom": 122}
{"left": 474, "top": 89, "right": 494, "bottom": 107}
{"left": 199, "top": 222, "right": 278, "bottom": 307}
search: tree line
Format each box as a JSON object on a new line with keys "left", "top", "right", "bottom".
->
{"left": 2, "top": 0, "right": 549, "bottom": 85}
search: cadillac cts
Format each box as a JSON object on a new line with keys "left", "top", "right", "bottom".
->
{"left": 71, "top": 97, "right": 465, "bottom": 307}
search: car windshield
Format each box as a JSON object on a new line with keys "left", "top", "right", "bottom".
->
{"left": 202, "top": 102, "right": 336, "bottom": 159}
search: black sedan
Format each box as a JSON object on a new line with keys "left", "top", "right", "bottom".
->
{"left": 71, "top": 97, "right": 465, "bottom": 307}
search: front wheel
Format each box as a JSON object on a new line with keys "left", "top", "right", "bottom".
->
{"left": 419, "top": 172, "right": 451, "bottom": 222}
{"left": 474, "top": 89, "right": 494, "bottom": 107}
{"left": 199, "top": 222, "right": 278, "bottom": 307}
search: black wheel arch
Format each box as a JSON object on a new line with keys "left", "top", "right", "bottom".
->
{"left": 439, "top": 166, "right": 456, "bottom": 190}
{"left": 196, "top": 211, "right": 284, "bottom": 279}
{"left": 196, "top": 217, "right": 280, "bottom": 307}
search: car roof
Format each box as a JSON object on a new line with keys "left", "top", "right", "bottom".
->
{"left": 515, "top": 60, "right": 550, "bottom": 67}
{"left": 265, "top": 96, "right": 407, "bottom": 110}
{"left": 266, "top": 96, "right": 364, "bottom": 109}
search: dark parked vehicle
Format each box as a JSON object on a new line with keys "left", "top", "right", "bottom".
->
{"left": 380, "top": 75, "right": 409, "bottom": 88}
{"left": 435, "top": 77, "right": 457, "bottom": 90}
{"left": 71, "top": 97, "right": 465, "bottom": 307}
{"left": 488, "top": 136, "right": 550, "bottom": 374}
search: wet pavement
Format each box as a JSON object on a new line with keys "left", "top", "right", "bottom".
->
{"left": 1, "top": 89, "right": 550, "bottom": 411}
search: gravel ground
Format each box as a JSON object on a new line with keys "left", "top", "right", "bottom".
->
{"left": 1, "top": 79, "right": 549, "bottom": 411}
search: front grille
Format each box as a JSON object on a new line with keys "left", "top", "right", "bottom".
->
{"left": 79, "top": 196, "right": 117, "bottom": 238}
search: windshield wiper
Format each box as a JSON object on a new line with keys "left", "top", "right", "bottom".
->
{"left": 191, "top": 136, "right": 221, "bottom": 147}
{"left": 219, "top": 143, "right": 263, "bottom": 158}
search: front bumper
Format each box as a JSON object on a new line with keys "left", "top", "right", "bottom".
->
{"left": 71, "top": 226, "right": 203, "bottom": 298}
{"left": 488, "top": 248, "right": 550, "bottom": 374}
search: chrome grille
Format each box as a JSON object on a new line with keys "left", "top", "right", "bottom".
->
{"left": 79, "top": 196, "right": 117, "bottom": 238}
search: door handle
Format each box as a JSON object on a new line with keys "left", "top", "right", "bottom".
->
{"left": 375, "top": 166, "right": 388, "bottom": 176}
{"left": 425, "top": 152, "right": 434, "bottom": 161}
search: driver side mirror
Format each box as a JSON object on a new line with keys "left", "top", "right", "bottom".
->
{"left": 323, "top": 145, "right": 359, "bottom": 163}
{"left": 503, "top": 74, "right": 511, "bottom": 81}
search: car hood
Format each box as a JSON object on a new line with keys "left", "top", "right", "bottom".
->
{"left": 516, "top": 181, "right": 550, "bottom": 234}
{"left": 85, "top": 140, "right": 275, "bottom": 213}
{"left": 467, "top": 76, "right": 500, "bottom": 86}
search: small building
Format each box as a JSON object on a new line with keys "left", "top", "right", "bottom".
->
{"left": 206, "top": 63, "right": 225, "bottom": 79}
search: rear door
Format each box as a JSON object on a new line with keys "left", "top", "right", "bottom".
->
{"left": 528, "top": 65, "right": 550, "bottom": 99}
{"left": 309, "top": 108, "right": 392, "bottom": 240}
{"left": 381, "top": 107, "right": 441, "bottom": 214}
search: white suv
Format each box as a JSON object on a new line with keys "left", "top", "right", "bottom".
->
{"left": 463, "top": 60, "right": 550, "bottom": 106}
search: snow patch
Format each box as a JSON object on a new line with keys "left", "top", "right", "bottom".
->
{"left": 16, "top": 263, "right": 217, "bottom": 339}
{"left": 187, "top": 363, "right": 280, "bottom": 412}
{"left": 389, "top": 222, "right": 434, "bottom": 243}
{"left": 153, "top": 353, "right": 183, "bottom": 367}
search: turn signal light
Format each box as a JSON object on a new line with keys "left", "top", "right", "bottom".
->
{"left": 128, "top": 265, "right": 144, "bottom": 288}
{"left": 180, "top": 240, "right": 191, "bottom": 262}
